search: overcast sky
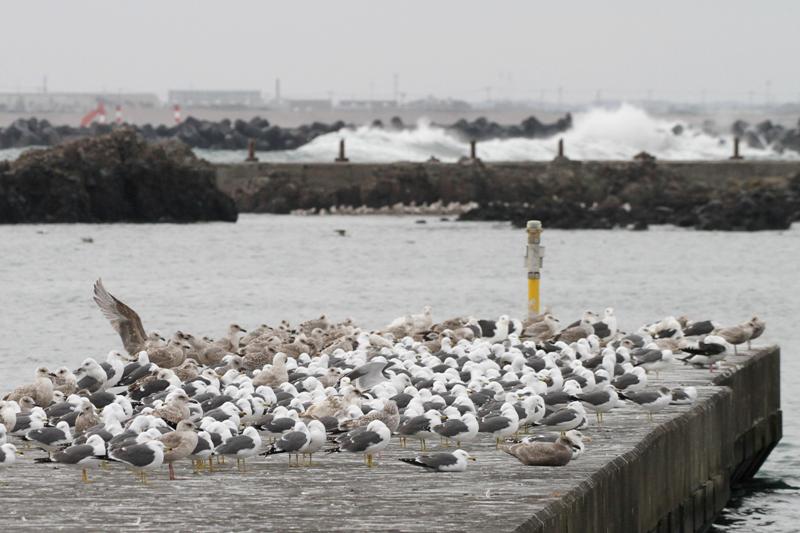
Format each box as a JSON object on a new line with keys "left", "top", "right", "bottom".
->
{"left": 1, "top": 0, "right": 798, "bottom": 103}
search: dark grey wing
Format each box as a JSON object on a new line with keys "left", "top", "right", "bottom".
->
{"left": 100, "top": 362, "right": 116, "bottom": 381}
{"left": 626, "top": 391, "right": 660, "bottom": 405}
{"left": 540, "top": 409, "right": 578, "bottom": 426}
{"left": 344, "top": 362, "right": 388, "bottom": 382}
{"left": 110, "top": 443, "right": 155, "bottom": 467}
{"left": 0, "top": 448, "right": 6, "bottom": 463}
{"left": 478, "top": 320, "right": 496, "bottom": 337}
{"left": 192, "top": 437, "right": 211, "bottom": 454}
{"left": 342, "top": 429, "right": 382, "bottom": 452}
{"left": 434, "top": 420, "right": 468, "bottom": 438}
{"left": 542, "top": 391, "right": 571, "bottom": 406}
{"left": 54, "top": 444, "right": 95, "bottom": 465}
{"left": 417, "top": 452, "right": 458, "bottom": 469}
{"left": 276, "top": 431, "right": 308, "bottom": 453}
{"left": 478, "top": 416, "right": 511, "bottom": 433}
{"left": 611, "top": 374, "right": 638, "bottom": 390}
{"left": 577, "top": 391, "right": 612, "bottom": 406}
{"left": 592, "top": 322, "right": 610, "bottom": 338}
{"left": 396, "top": 415, "right": 430, "bottom": 436}
{"left": 264, "top": 417, "right": 296, "bottom": 433}
{"left": 76, "top": 375, "right": 101, "bottom": 391}
{"left": 216, "top": 435, "right": 255, "bottom": 455}
{"left": 26, "top": 427, "right": 67, "bottom": 446}
{"left": 683, "top": 320, "right": 714, "bottom": 337}
{"left": 634, "top": 350, "right": 663, "bottom": 365}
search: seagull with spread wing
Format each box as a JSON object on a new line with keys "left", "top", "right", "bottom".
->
{"left": 93, "top": 279, "right": 163, "bottom": 358}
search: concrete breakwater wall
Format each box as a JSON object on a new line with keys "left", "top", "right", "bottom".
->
{"left": 215, "top": 160, "right": 800, "bottom": 229}
{"left": 524, "top": 346, "right": 781, "bottom": 533}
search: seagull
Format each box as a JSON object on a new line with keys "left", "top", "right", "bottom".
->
{"left": 330, "top": 420, "right": 391, "bottom": 468}
{"left": 399, "top": 449, "right": 475, "bottom": 472}
{"left": 572, "top": 388, "right": 619, "bottom": 424}
{"left": 433, "top": 413, "right": 479, "bottom": 447}
{"left": 25, "top": 420, "right": 73, "bottom": 456}
{"left": 189, "top": 431, "right": 215, "bottom": 472}
{"left": 536, "top": 401, "right": 587, "bottom": 436}
{"left": 682, "top": 320, "right": 716, "bottom": 338}
{"left": 158, "top": 420, "right": 199, "bottom": 480}
{"left": 341, "top": 361, "right": 392, "bottom": 393}
{"left": 670, "top": 387, "right": 697, "bottom": 405}
{"left": 611, "top": 367, "right": 647, "bottom": 392}
{"left": 43, "top": 434, "right": 107, "bottom": 483}
{"left": 478, "top": 403, "right": 520, "bottom": 448}
{"left": 262, "top": 420, "right": 311, "bottom": 467}
{"left": 213, "top": 426, "right": 262, "bottom": 471}
{"left": 93, "top": 279, "right": 154, "bottom": 357}
{"left": 633, "top": 349, "right": 674, "bottom": 377}
{"left": 500, "top": 431, "right": 584, "bottom": 466}
{"left": 396, "top": 410, "right": 445, "bottom": 451}
{"left": 748, "top": 316, "right": 766, "bottom": 348}
{"left": 0, "top": 443, "right": 20, "bottom": 468}
{"left": 109, "top": 440, "right": 166, "bottom": 483}
{"left": 479, "top": 316, "right": 510, "bottom": 343}
{"left": 337, "top": 399, "right": 400, "bottom": 433}
{"left": 620, "top": 386, "right": 673, "bottom": 421}
{"left": 716, "top": 321, "right": 754, "bottom": 355}
{"left": 679, "top": 335, "right": 727, "bottom": 370}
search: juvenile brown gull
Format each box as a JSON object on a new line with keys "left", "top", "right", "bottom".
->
{"left": 159, "top": 420, "right": 199, "bottom": 480}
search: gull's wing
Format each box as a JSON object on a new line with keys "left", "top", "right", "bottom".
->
{"left": 93, "top": 279, "right": 146, "bottom": 355}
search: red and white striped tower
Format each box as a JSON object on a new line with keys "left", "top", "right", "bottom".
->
{"left": 173, "top": 104, "right": 182, "bottom": 124}
{"left": 115, "top": 105, "right": 123, "bottom": 125}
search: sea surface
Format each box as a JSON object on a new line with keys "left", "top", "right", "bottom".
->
{"left": 0, "top": 215, "right": 797, "bottom": 529}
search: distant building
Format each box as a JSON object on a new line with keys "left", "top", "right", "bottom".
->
{"left": 336, "top": 99, "right": 398, "bottom": 110}
{"left": 403, "top": 97, "right": 471, "bottom": 112}
{"left": 285, "top": 99, "right": 333, "bottom": 112}
{"left": 168, "top": 90, "right": 264, "bottom": 108}
{"left": 0, "top": 92, "right": 159, "bottom": 113}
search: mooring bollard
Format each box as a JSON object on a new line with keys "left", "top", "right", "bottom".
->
{"left": 525, "top": 220, "right": 544, "bottom": 318}
{"left": 557, "top": 138, "right": 564, "bottom": 158}
{"left": 470, "top": 139, "right": 477, "bottom": 159}
{"left": 245, "top": 139, "right": 258, "bottom": 162}
{"left": 335, "top": 138, "right": 349, "bottom": 162}
{"left": 730, "top": 136, "right": 743, "bottom": 160}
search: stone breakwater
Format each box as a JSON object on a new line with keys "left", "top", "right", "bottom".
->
{"left": 215, "top": 159, "right": 800, "bottom": 231}
{"left": 0, "top": 130, "right": 237, "bottom": 224}
{"left": 0, "top": 114, "right": 572, "bottom": 151}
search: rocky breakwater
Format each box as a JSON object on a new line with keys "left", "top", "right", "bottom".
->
{"left": 0, "top": 129, "right": 238, "bottom": 223}
{"left": 216, "top": 158, "right": 800, "bottom": 231}
{"left": 460, "top": 158, "right": 800, "bottom": 231}
{"left": 0, "top": 114, "right": 573, "bottom": 151}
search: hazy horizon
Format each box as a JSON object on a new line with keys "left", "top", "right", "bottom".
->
{"left": 1, "top": 0, "right": 799, "bottom": 104}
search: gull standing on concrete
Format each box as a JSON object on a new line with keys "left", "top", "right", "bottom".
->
{"left": 716, "top": 321, "right": 754, "bottom": 355}
{"left": 536, "top": 401, "right": 587, "bottom": 436}
{"left": 330, "top": 420, "right": 391, "bottom": 468}
{"left": 42, "top": 434, "right": 107, "bottom": 483}
{"left": 620, "top": 387, "right": 673, "bottom": 421}
{"left": 679, "top": 335, "right": 727, "bottom": 370}
{"left": 0, "top": 443, "right": 20, "bottom": 469}
{"left": 399, "top": 449, "right": 475, "bottom": 472}
{"left": 213, "top": 426, "right": 262, "bottom": 471}
{"left": 158, "top": 420, "right": 199, "bottom": 480}
{"left": 109, "top": 440, "right": 166, "bottom": 483}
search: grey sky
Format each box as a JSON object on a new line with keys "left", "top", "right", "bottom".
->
{"left": 1, "top": 0, "right": 797, "bottom": 103}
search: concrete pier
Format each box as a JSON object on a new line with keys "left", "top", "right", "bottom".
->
{"left": 0, "top": 347, "right": 780, "bottom": 532}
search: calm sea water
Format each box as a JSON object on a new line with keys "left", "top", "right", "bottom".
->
{"left": 0, "top": 215, "right": 797, "bottom": 529}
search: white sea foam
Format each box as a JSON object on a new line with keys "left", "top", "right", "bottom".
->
{"left": 2, "top": 105, "right": 795, "bottom": 163}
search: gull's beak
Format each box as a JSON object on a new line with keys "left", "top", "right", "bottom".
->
{"left": 16, "top": 451, "right": 24, "bottom": 456}
{"left": 584, "top": 436, "right": 592, "bottom": 443}
{"left": 468, "top": 456, "right": 477, "bottom": 461}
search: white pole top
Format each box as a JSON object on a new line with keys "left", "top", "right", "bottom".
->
{"left": 527, "top": 220, "right": 542, "bottom": 230}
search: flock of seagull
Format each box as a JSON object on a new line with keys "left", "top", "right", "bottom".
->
{"left": 0, "top": 279, "right": 766, "bottom": 483}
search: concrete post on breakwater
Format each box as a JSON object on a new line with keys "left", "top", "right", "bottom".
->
{"left": 335, "top": 138, "right": 349, "bottom": 162}
{"left": 730, "top": 136, "right": 744, "bottom": 160}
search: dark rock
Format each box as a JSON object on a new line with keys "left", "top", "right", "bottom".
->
{"left": 0, "top": 129, "right": 237, "bottom": 224}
